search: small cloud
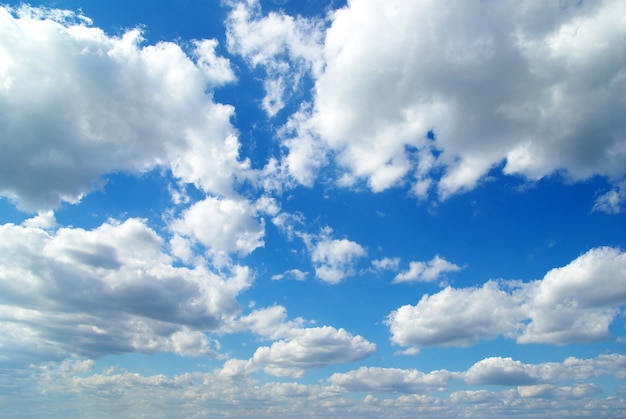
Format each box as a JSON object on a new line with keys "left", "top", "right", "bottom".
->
{"left": 393, "top": 255, "right": 462, "bottom": 283}
{"left": 593, "top": 181, "right": 626, "bottom": 214}
{"left": 271, "top": 269, "right": 308, "bottom": 281}
{"left": 371, "top": 257, "right": 400, "bottom": 271}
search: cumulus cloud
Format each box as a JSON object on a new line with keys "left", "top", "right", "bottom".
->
{"left": 225, "top": 304, "right": 306, "bottom": 340}
{"left": 170, "top": 195, "right": 265, "bottom": 264}
{"left": 519, "top": 246, "right": 626, "bottom": 344}
{"left": 252, "top": 326, "right": 376, "bottom": 378}
{"left": 329, "top": 367, "right": 460, "bottom": 393}
{"left": 387, "top": 281, "right": 525, "bottom": 353}
{"left": 465, "top": 354, "right": 626, "bottom": 386}
{"left": 393, "top": 255, "right": 462, "bottom": 283}
{"left": 309, "top": 235, "right": 367, "bottom": 284}
{"left": 387, "top": 247, "right": 626, "bottom": 352}
{"left": 0, "top": 218, "right": 253, "bottom": 363}
{"left": 232, "top": 0, "right": 626, "bottom": 199}
{"left": 0, "top": 5, "right": 243, "bottom": 211}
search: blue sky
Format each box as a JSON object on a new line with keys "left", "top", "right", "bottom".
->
{"left": 1, "top": 0, "right": 626, "bottom": 417}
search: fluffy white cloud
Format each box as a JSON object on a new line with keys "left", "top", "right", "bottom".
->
{"left": 170, "top": 195, "right": 265, "bottom": 264}
{"left": 225, "top": 304, "right": 305, "bottom": 340}
{"left": 465, "top": 354, "right": 626, "bottom": 386}
{"left": 0, "top": 218, "right": 253, "bottom": 363}
{"left": 387, "top": 281, "right": 525, "bottom": 353}
{"left": 236, "top": 0, "right": 626, "bottom": 198}
{"left": 0, "top": 6, "right": 243, "bottom": 211}
{"left": 300, "top": 228, "right": 366, "bottom": 284}
{"left": 393, "top": 255, "right": 462, "bottom": 283}
{"left": 519, "top": 246, "right": 626, "bottom": 344}
{"left": 387, "top": 247, "right": 626, "bottom": 352}
{"left": 371, "top": 257, "right": 400, "bottom": 271}
{"left": 329, "top": 367, "right": 460, "bottom": 393}
{"left": 252, "top": 326, "right": 376, "bottom": 377}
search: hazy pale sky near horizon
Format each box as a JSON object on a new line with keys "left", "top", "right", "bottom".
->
{"left": 1, "top": 0, "right": 626, "bottom": 417}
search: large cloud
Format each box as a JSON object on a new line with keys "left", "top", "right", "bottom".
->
{"left": 387, "top": 247, "right": 626, "bottom": 352}
{"left": 387, "top": 281, "right": 525, "bottom": 353}
{"left": 230, "top": 0, "right": 626, "bottom": 198}
{"left": 0, "top": 6, "right": 243, "bottom": 211}
{"left": 0, "top": 216, "right": 253, "bottom": 363}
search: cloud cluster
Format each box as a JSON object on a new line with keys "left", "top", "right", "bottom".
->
{"left": 229, "top": 0, "right": 626, "bottom": 199}
{"left": 387, "top": 247, "right": 626, "bottom": 353}
{"left": 225, "top": 0, "right": 325, "bottom": 116}
{"left": 16, "top": 352, "right": 625, "bottom": 418}
{"left": 0, "top": 6, "right": 243, "bottom": 211}
{"left": 0, "top": 216, "right": 253, "bottom": 363}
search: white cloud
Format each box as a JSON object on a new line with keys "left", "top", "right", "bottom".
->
{"left": 329, "top": 366, "right": 460, "bottom": 393}
{"left": 465, "top": 354, "right": 626, "bottom": 386}
{"left": 0, "top": 6, "right": 244, "bottom": 211}
{"left": 519, "top": 246, "right": 626, "bottom": 344}
{"left": 393, "top": 255, "right": 462, "bottom": 283}
{"left": 9, "top": 352, "right": 626, "bottom": 418}
{"left": 252, "top": 326, "right": 376, "bottom": 378}
{"left": 239, "top": 0, "right": 626, "bottom": 199}
{"left": 371, "top": 257, "right": 400, "bottom": 271}
{"left": 387, "top": 247, "right": 626, "bottom": 352}
{"left": 271, "top": 269, "right": 308, "bottom": 281}
{"left": 226, "top": 305, "right": 305, "bottom": 340}
{"left": 309, "top": 234, "right": 367, "bottom": 284}
{"left": 386, "top": 281, "right": 525, "bottom": 353}
{"left": 225, "top": 0, "right": 324, "bottom": 116}
{"left": 593, "top": 180, "right": 626, "bottom": 214}
{"left": 0, "top": 218, "right": 253, "bottom": 362}
{"left": 170, "top": 195, "right": 265, "bottom": 263}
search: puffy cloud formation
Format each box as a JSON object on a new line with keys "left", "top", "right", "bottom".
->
{"left": 387, "top": 281, "right": 525, "bottom": 353}
{"left": 0, "top": 216, "right": 253, "bottom": 363}
{"left": 519, "top": 246, "right": 626, "bottom": 344}
{"left": 387, "top": 247, "right": 626, "bottom": 352}
{"left": 219, "top": 325, "right": 376, "bottom": 378}
{"left": 229, "top": 0, "right": 626, "bottom": 198}
{"left": 252, "top": 326, "right": 376, "bottom": 377}
{"left": 393, "top": 255, "right": 462, "bottom": 283}
{"left": 329, "top": 367, "right": 460, "bottom": 393}
{"left": 0, "top": 6, "right": 242, "bottom": 211}
{"left": 465, "top": 354, "right": 626, "bottom": 386}
{"left": 310, "top": 236, "right": 367, "bottom": 283}
{"left": 170, "top": 195, "right": 265, "bottom": 264}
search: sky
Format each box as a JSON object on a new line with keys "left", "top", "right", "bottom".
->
{"left": 0, "top": 0, "right": 626, "bottom": 417}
